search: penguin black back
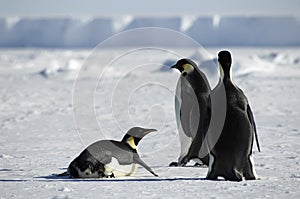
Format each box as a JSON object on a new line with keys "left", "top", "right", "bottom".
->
{"left": 206, "top": 50, "right": 260, "bottom": 181}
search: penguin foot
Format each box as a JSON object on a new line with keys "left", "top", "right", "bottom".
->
{"left": 169, "top": 161, "right": 189, "bottom": 167}
{"left": 178, "top": 156, "right": 190, "bottom": 167}
{"left": 169, "top": 162, "right": 178, "bottom": 167}
{"left": 194, "top": 162, "right": 205, "bottom": 167}
{"left": 105, "top": 173, "right": 115, "bottom": 178}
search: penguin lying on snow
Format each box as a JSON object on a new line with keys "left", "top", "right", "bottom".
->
{"left": 206, "top": 51, "right": 261, "bottom": 181}
{"left": 169, "top": 59, "right": 211, "bottom": 167}
{"left": 58, "top": 127, "right": 158, "bottom": 178}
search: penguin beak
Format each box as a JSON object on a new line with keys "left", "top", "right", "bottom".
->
{"left": 170, "top": 64, "right": 177, "bottom": 70}
{"left": 143, "top": 128, "right": 157, "bottom": 136}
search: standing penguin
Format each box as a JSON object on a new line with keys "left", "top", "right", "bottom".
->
{"left": 206, "top": 51, "right": 261, "bottom": 181}
{"left": 169, "top": 58, "right": 211, "bottom": 166}
{"left": 59, "top": 127, "right": 158, "bottom": 178}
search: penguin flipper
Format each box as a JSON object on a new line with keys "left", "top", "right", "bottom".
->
{"left": 247, "top": 104, "right": 261, "bottom": 152}
{"left": 203, "top": 100, "right": 211, "bottom": 133}
{"left": 134, "top": 157, "right": 158, "bottom": 177}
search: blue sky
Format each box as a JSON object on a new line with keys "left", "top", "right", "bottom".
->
{"left": 0, "top": 0, "right": 299, "bottom": 16}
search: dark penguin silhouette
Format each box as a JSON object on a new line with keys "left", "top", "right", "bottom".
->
{"left": 58, "top": 127, "right": 158, "bottom": 178}
{"left": 206, "top": 50, "right": 261, "bottom": 181}
{"left": 169, "top": 58, "right": 211, "bottom": 166}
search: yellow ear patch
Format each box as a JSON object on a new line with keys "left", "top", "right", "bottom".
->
{"left": 126, "top": 136, "right": 137, "bottom": 149}
{"left": 182, "top": 63, "right": 194, "bottom": 74}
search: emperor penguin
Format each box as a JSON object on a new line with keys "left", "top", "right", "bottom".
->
{"left": 169, "top": 58, "right": 211, "bottom": 167}
{"left": 59, "top": 127, "right": 158, "bottom": 178}
{"left": 206, "top": 50, "right": 261, "bottom": 181}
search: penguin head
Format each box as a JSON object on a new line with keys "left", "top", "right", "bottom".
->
{"left": 121, "top": 127, "right": 157, "bottom": 149}
{"left": 218, "top": 50, "right": 232, "bottom": 70}
{"left": 170, "top": 58, "right": 197, "bottom": 76}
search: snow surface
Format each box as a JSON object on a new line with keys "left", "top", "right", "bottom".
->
{"left": 1, "top": 16, "right": 300, "bottom": 47}
{"left": 0, "top": 47, "right": 300, "bottom": 198}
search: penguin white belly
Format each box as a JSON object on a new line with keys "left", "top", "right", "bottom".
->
{"left": 175, "top": 78, "right": 192, "bottom": 161}
{"left": 104, "top": 157, "right": 137, "bottom": 177}
{"left": 249, "top": 154, "right": 258, "bottom": 179}
{"left": 207, "top": 153, "right": 215, "bottom": 176}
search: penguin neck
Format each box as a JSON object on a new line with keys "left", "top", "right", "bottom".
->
{"left": 133, "top": 137, "right": 142, "bottom": 145}
{"left": 121, "top": 134, "right": 141, "bottom": 149}
{"left": 185, "top": 69, "right": 210, "bottom": 92}
{"left": 219, "top": 63, "right": 233, "bottom": 83}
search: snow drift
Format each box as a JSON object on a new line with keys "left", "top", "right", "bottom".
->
{"left": 0, "top": 16, "right": 300, "bottom": 47}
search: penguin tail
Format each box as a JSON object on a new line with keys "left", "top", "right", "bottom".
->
{"left": 57, "top": 171, "right": 69, "bottom": 177}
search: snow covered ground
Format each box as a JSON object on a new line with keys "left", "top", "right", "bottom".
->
{"left": 0, "top": 46, "right": 299, "bottom": 198}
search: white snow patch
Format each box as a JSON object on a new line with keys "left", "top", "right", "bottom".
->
{"left": 113, "top": 15, "right": 134, "bottom": 32}
{"left": 38, "top": 59, "right": 82, "bottom": 78}
{"left": 0, "top": 154, "right": 14, "bottom": 159}
{"left": 212, "top": 15, "right": 221, "bottom": 28}
{"left": 180, "top": 15, "right": 197, "bottom": 32}
{"left": 58, "top": 187, "right": 72, "bottom": 192}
